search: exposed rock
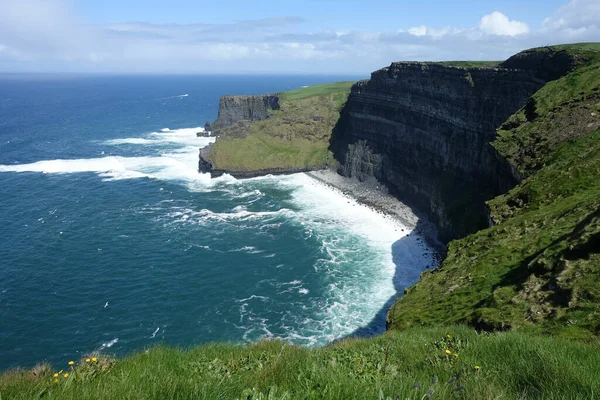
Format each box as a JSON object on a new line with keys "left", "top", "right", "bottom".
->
{"left": 500, "top": 48, "right": 579, "bottom": 81}
{"left": 329, "top": 61, "right": 553, "bottom": 241}
{"left": 212, "top": 94, "right": 280, "bottom": 132}
{"left": 198, "top": 145, "right": 214, "bottom": 173}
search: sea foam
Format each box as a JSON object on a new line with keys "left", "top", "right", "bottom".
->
{"left": 0, "top": 125, "right": 437, "bottom": 346}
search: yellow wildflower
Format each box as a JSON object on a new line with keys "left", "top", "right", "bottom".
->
{"left": 68, "top": 361, "right": 74, "bottom": 366}
{"left": 445, "top": 349, "right": 452, "bottom": 355}
{"left": 85, "top": 358, "right": 91, "bottom": 363}
{"left": 53, "top": 373, "right": 59, "bottom": 378}
{"left": 54, "top": 379, "right": 59, "bottom": 384}
{"left": 474, "top": 365, "right": 481, "bottom": 370}
{"left": 446, "top": 335, "right": 451, "bottom": 339}
{"left": 92, "top": 357, "right": 98, "bottom": 362}
{"left": 453, "top": 353, "right": 459, "bottom": 358}
{"left": 63, "top": 373, "right": 69, "bottom": 378}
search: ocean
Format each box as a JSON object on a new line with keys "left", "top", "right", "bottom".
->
{"left": 0, "top": 74, "right": 435, "bottom": 370}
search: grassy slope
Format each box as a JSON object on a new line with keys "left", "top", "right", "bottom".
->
{"left": 207, "top": 82, "right": 354, "bottom": 172}
{"left": 3, "top": 326, "right": 600, "bottom": 399}
{"left": 388, "top": 44, "right": 600, "bottom": 338}
{"left": 428, "top": 61, "right": 501, "bottom": 68}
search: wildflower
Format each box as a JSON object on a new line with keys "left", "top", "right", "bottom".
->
{"left": 63, "top": 373, "right": 69, "bottom": 378}
{"left": 54, "top": 379, "right": 59, "bottom": 384}
{"left": 68, "top": 361, "right": 74, "bottom": 366}
{"left": 453, "top": 353, "right": 459, "bottom": 358}
{"left": 92, "top": 357, "right": 98, "bottom": 362}
{"left": 53, "top": 373, "right": 59, "bottom": 378}
{"left": 474, "top": 365, "right": 481, "bottom": 371}
{"left": 446, "top": 335, "right": 451, "bottom": 339}
{"left": 445, "top": 349, "right": 452, "bottom": 355}
{"left": 85, "top": 358, "right": 91, "bottom": 363}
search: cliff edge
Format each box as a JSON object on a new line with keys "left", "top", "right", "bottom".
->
{"left": 199, "top": 82, "right": 354, "bottom": 178}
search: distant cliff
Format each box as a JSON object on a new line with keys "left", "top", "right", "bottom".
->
{"left": 329, "top": 50, "right": 577, "bottom": 241}
{"left": 199, "top": 82, "right": 354, "bottom": 178}
{"left": 212, "top": 94, "right": 280, "bottom": 133}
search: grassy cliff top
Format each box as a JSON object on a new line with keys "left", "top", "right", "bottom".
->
{"left": 405, "top": 43, "right": 600, "bottom": 70}
{"left": 427, "top": 61, "right": 501, "bottom": 68}
{"left": 206, "top": 81, "right": 354, "bottom": 174}
{"left": 280, "top": 81, "right": 355, "bottom": 102}
{"left": 3, "top": 326, "right": 600, "bottom": 399}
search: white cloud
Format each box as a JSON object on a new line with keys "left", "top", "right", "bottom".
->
{"left": 542, "top": 0, "right": 600, "bottom": 40}
{"left": 0, "top": 0, "right": 597, "bottom": 73}
{"left": 479, "top": 11, "right": 530, "bottom": 36}
{"left": 408, "top": 25, "right": 427, "bottom": 37}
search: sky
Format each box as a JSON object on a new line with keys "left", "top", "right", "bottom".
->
{"left": 0, "top": 0, "right": 598, "bottom": 74}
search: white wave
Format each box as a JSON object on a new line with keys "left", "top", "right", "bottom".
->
{"left": 0, "top": 127, "right": 218, "bottom": 185}
{"left": 100, "top": 338, "right": 119, "bottom": 349}
{"left": 150, "top": 327, "right": 160, "bottom": 338}
{"left": 237, "top": 295, "right": 269, "bottom": 303}
{"left": 104, "top": 138, "right": 154, "bottom": 145}
{"left": 165, "top": 207, "right": 289, "bottom": 225}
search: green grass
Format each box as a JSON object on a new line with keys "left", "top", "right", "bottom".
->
{"left": 388, "top": 44, "right": 600, "bottom": 338}
{"left": 429, "top": 61, "right": 501, "bottom": 68}
{"left": 207, "top": 82, "right": 354, "bottom": 173}
{"left": 545, "top": 42, "right": 600, "bottom": 52}
{"left": 494, "top": 57, "right": 600, "bottom": 178}
{"left": 280, "top": 81, "right": 356, "bottom": 102}
{"left": 389, "top": 130, "right": 600, "bottom": 337}
{"left": 3, "top": 326, "right": 600, "bottom": 399}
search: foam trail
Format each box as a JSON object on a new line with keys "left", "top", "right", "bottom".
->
{"left": 237, "top": 173, "right": 438, "bottom": 343}
{"left": 150, "top": 327, "right": 160, "bottom": 338}
{"left": 100, "top": 338, "right": 118, "bottom": 350}
{"left": 0, "top": 127, "right": 221, "bottom": 186}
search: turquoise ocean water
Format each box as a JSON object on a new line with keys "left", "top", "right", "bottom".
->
{"left": 0, "top": 74, "right": 435, "bottom": 370}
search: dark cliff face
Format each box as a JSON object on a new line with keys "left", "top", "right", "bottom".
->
{"left": 330, "top": 62, "right": 548, "bottom": 241}
{"left": 500, "top": 48, "right": 577, "bottom": 81}
{"left": 212, "top": 94, "right": 280, "bottom": 130}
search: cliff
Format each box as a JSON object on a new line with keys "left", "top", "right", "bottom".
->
{"left": 388, "top": 43, "right": 600, "bottom": 336}
{"left": 329, "top": 50, "right": 581, "bottom": 241}
{"left": 211, "top": 94, "right": 280, "bottom": 132}
{"left": 199, "top": 82, "right": 354, "bottom": 178}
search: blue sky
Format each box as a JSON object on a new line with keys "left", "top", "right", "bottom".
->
{"left": 0, "top": 0, "right": 598, "bottom": 73}
{"left": 78, "top": 0, "right": 564, "bottom": 30}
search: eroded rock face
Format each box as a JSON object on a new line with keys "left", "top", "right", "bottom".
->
{"left": 500, "top": 48, "right": 577, "bottom": 81}
{"left": 212, "top": 94, "right": 280, "bottom": 131}
{"left": 330, "top": 62, "right": 548, "bottom": 241}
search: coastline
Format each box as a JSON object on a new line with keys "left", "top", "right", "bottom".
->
{"left": 305, "top": 169, "right": 446, "bottom": 258}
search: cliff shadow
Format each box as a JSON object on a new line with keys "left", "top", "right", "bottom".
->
{"left": 342, "top": 217, "right": 441, "bottom": 339}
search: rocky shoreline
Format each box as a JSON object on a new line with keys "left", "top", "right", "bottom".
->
{"left": 305, "top": 169, "right": 446, "bottom": 257}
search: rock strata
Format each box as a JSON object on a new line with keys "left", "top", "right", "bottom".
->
{"left": 212, "top": 94, "right": 280, "bottom": 132}
{"left": 329, "top": 55, "right": 572, "bottom": 241}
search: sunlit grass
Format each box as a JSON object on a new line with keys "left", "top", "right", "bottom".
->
{"left": 2, "top": 326, "right": 599, "bottom": 399}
